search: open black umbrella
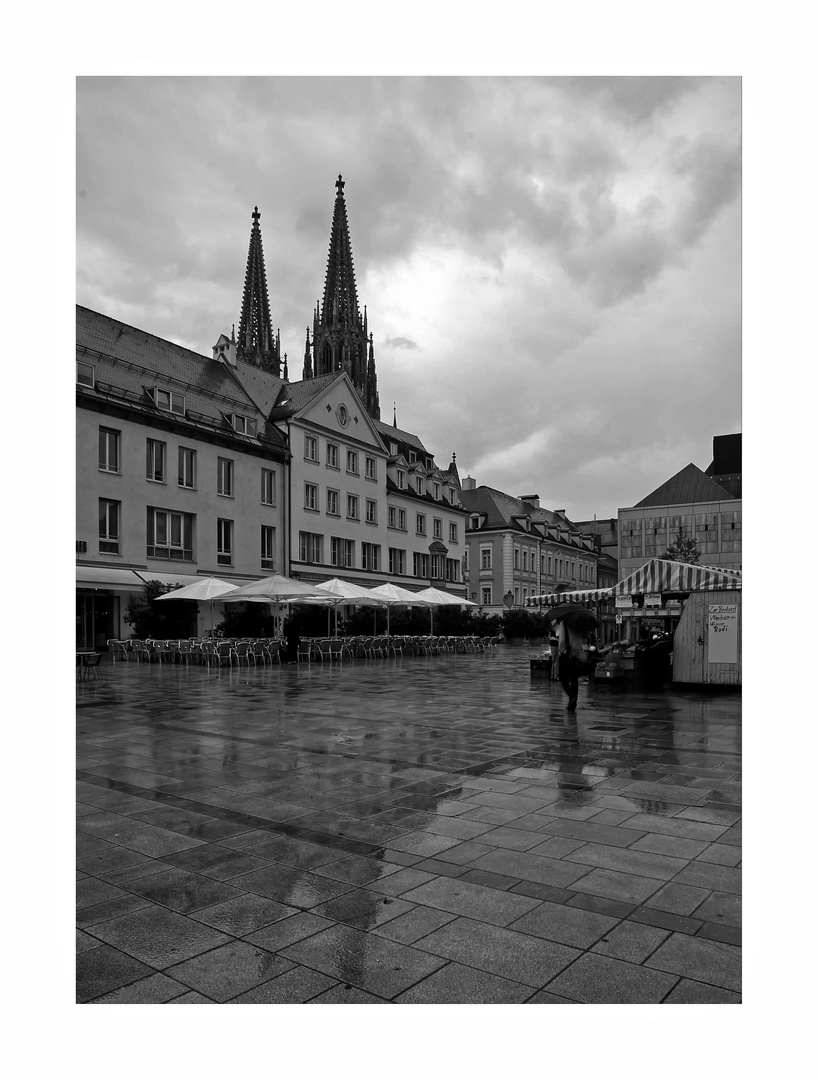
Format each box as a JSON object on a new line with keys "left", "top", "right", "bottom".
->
{"left": 544, "top": 604, "right": 599, "bottom": 633}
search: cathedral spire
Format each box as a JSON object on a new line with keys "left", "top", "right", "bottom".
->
{"left": 237, "top": 206, "right": 281, "bottom": 376}
{"left": 307, "top": 176, "right": 380, "bottom": 419}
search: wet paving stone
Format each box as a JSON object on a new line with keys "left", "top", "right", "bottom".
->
{"left": 87, "top": 903, "right": 232, "bottom": 968}
{"left": 190, "top": 894, "right": 300, "bottom": 936}
{"left": 412, "top": 916, "right": 579, "bottom": 988}
{"left": 165, "top": 941, "right": 295, "bottom": 1002}
{"left": 544, "top": 952, "right": 678, "bottom": 1003}
{"left": 645, "top": 932, "right": 741, "bottom": 992}
{"left": 395, "top": 961, "right": 533, "bottom": 1003}
{"left": 663, "top": 978, "right": 741, "bottom": 1004}
{"left": 77, "top": 944, "right": 155, "bottom": 1002}
{"left": 280, "top": 923, "right": 448, "bottom": 999}
{"left": 77, "top": 652, "right": 740, "bottom": 1003}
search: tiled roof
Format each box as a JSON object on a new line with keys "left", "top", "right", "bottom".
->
{"left": 460, "top": 486, "right": 589, "bottom": 544}
{"left": 634, "top": 463, "right": 738, "bottom": 508}
{"left": 268, "top": 372, "right": 343, "bottom": 416}
{"left": 374, "top": 420, "right": 429, "bottom": 454}
{"left": 76, "top": 306, "right": 288, "bottom": 453}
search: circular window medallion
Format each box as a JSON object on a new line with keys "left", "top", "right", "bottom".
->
{"left": 336, "top": 404, "right": 349, "bottom": 427}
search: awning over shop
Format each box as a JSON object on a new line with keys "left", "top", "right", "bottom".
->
{"left": 525, "top": 559, "right": 742, "bottom": 608}
{"left": 133, "top": 571, "right": 207, "bottom": 588}
{"left": 525, "top": 587, "right": 614, "bottom": 607}
{"left": 76, "top": 565, "right": 145, "bottom": 589}
{"left": 613, "top": 559, "right": 742, "bottom": 595}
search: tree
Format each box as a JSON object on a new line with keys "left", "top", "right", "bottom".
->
{"left": 124, "top": 580, "right": 199, "bottom": 639}
{"left": 662, "top": 530, "right": 701, "bottom": 564}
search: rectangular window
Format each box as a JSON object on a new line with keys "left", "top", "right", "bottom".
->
{"left": 366, "top": 499, "right": 377, "bottom": 524}
{"left": 343, "top": 539, "right": 354, "bottom": 568}
{"left": 481, "top": 587, "right": 492, "bottom": 606}
{"left": 434, "top": 483, "right": 440, "bottom": 500}
{"left": 397, "top": 470, "right": 405, "bottom": 489}
{"left": 326, "top": 488, "right": 339, "bottom": 516}
{"left": 152, "top": 388, "right": 185, "bottom": 415}
{"left": 261, "top": 525, "right": 275, "bottom": 570}
{"left": 305, "top": 482, "right": 318, "bottom": 511}
{"left": 326, "top": 442, "right": 339, "bottom": 469}
{"left": 99, "top": 498, "right": 120, "bottom": 554}
{"left": 365, "top": 456, "right": 376, "bottom": 480}
{"left": 330, "top": 537, "right": 342, "bottom": 567}
{"left": 178, "top": 447, "right": 196, "bottom": 488}
{"left": 413, "top": 552, "right": 429, "bottom": 578}
{"left": 305, "top": 434, "right": 318, "bottom": 461}
{"left": 261, "top": 468, "right": 276, "bottom": 505}
{"left": 547, "top": 554, "right": 552, "bottom": 575}
{"left": 445, "top": 558, "right": 459, "bottom": 582}
{"left": 146, "top": 439, "right": 166, "bottom": 483}
{"left": 346, "top": 450, "right": 358, "bottom": 474}
{"left": 398, "top": 508, "right": 406, "bottom": 531}
{"left": 522, "top": 550, "right": 528, "bottom": 571}
{"left": 463, "top": 549, "right": 469, "bottom": 572}
{"left": 230, "top": 414, "right": 257, "bottom": 436}
{"left": 480, "top": 547, "right": 492, "bottom": 570}
{"left": 347, "top": 494, "right": 359, "bottom": 520}
{"left": 389, "top": 548, "right": 406, "bottom": 576}
{"left": 449, "top": 522, "right": 458, "bottom": 543}
{"left": 514, "top": 548, "right": 520, "bottom": 569}
{"left": 77, "top": 360, "right": 94, "bottom": 386}
{"left": 147, "top": 508, "right": 194, "bottom": 561}
{"left": 299, "top": 531, "right": 322, "bottom": 564}
{"left": 431, "top": 554, "right": 442, "bottom": 579}
{"left": 416, "top": 514, "right": 426, "bottom": 535}
{"left": 361, "top": 542, "right": 380, "bottom": 571}
{"left": 217, "top": 518, "right": 233, "bottom": 565}
{"left": 416, "top": 478, "right": 424, "bottom": 494}
{"left": 99, "top": 428, "right": 120, "bottom": 473}
{"left": 433, "top": 518, "right": 442, "bottom": 539}
{"left": 388, "top": 506, "right": 396, "bottom": 528}
{"left": 217, "top": 457, "right": 234, "bottom": 497}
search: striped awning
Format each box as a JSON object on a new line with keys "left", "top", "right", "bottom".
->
{"left": 526, "top": 587, "right": 614, "bottom": 607}
{"left": 525, "top": 559, "right": 741, "bottom": 608}
{"left": 613, "top": 559, "right": 742, "bottom": 595}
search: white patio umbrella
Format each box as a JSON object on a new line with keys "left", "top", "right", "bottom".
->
{"left": 155, "top": 576, "right": 239, "bottom": 632}
{"left": 313, "top": 578, "right": 386, "bottom": 635}
{"left": 223, "top": 574, "right": 334, "bottom": 635}
{"left": 413, "top": 586, "right": 477, "bottom": 634}
{"left": 367, "top": 582, "right": 430, "bottom": 634}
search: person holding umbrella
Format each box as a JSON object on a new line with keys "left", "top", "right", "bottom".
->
{"left": 546, "top": 604, "right": 599, "bottom": 712}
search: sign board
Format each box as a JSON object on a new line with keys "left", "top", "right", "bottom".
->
{"left": 615, "top": 595, "right": 632, "bottom": 609}
{"left": 644, "top": 593, "right": 661, "bottom": 607}
{"left": 615, "top": 614, "right": 623, "bottom": 625}
{"left": 708, "top": 604, "right": 739, "bottom": 664}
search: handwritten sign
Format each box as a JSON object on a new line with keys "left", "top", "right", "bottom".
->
{"left": 615, "top": 595, "right": 632, "bottom": 609}
{"left": 708, "top": 604, "right": 738, "bottom": 664}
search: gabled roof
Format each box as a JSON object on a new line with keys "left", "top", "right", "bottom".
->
{"left": 76, "top": 306, "right": 288, "bottom": 453}
{"left": 460, "top": 485, "right": 591, "bottom": 546}
{"left": 634, "top": 463, "right": 738, "bottom": 508}
{"left": 374, "top": 419, "right": 429, "bottom": 455}
{"left": 267, "top": 371, "right": 340, "bottom": 416}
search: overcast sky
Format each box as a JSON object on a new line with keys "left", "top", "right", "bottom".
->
{"left": 76, "top": 75, "right": 740, "bottom": 521}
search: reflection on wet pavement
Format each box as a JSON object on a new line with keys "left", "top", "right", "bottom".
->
{"left": 77, "top": 646, "right": 741, "bottom": 1003}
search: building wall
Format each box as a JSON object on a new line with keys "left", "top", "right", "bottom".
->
{"left": 617, "top": 500, "right": 742, "bottom": 575}
{"left": 77, "top": 406, "right": 287, "bottom": 580}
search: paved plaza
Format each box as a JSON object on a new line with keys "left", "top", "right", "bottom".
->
{"left": 76, "top": 646, "right": 741, "bottom": 1004}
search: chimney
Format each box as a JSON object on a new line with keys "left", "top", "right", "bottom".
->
{"left": 212, "top": 334, "right": 237, "bottom": 368}
{"left": 519, "top": 494, "right": 540, "bottom": 509}
{"left": 462, "top": 475, "right": 477, "bottom": 491}
{"left": 554, "top": 509, "right": 566, "bottom": 518}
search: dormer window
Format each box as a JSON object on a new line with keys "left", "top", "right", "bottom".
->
{"left": 416, "top": 478, "right": 424, "bottom": 495}
{"left": 77, "top": 360, "right": 94, "bottom": 387}
{"left": 409, "top": 451, "right": 416, "bottom": 462}
{"left": 470, "top": 515, "right": 480, "bottom": 530}
{"left": 397, "top": 470, "right": 405, "bottom": 489}
{"left": 229, "top": 413, "right": 257, "bottom": 437}
{"left": 151, "top": 387, "right": 185, "bottom": 415}
{"left": 434, "top": 482, "right": 440, "bottom": 500}
{"left": 390, "top": 442, "right": 398, "bottom": 455}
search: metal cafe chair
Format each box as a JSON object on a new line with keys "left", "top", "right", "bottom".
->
{"left": 200, "top": 640, "right": 217, "bottom": 669}
{"left": 297, "top": 639, "right": 313, "bottom": 664}
{"left": 232, "top": 640, "right": 252, "bottom": 666}
{"left": 82, "top": 653, "right": 104, "bottom": 681}
{"left": 215, "top": 641, "right": 234, "bottom": 667}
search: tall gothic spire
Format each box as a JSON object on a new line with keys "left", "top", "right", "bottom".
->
{"left": 237, "top": 207, "right": 281, "bottom": 376}
{"left": 307, "top": 176, "right": 380, "bottom": 419}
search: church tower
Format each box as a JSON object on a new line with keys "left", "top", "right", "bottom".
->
{"left": 304, "top": 176, "right": 380, "bottom": 419}
{"left": 237, "top": 207, "right": 281, "bottom": 376}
